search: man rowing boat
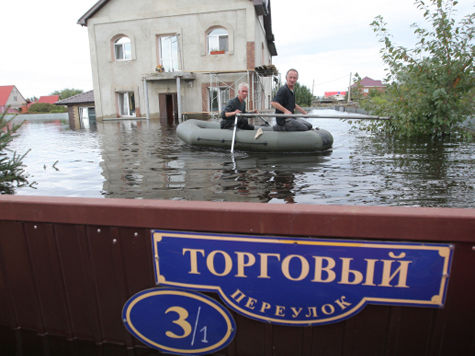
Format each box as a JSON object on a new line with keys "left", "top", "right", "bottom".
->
{"left": 220, "top": 82, "right": 255, "bottom": 130}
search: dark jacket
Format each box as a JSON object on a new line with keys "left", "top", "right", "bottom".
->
{"left": 272, "top": 84, "right": 295, "bottom": 126}
{"left": 220, "top": 96, "right": 253, "bottom": 130}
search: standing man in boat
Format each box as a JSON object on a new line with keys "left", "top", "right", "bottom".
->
{"left": 271, "top": 69, "right": 313, "bottom": 131}
{"left": 220, "top": 82, "right": 255, "bottom": 130}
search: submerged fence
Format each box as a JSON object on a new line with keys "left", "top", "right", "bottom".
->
{"left": 0, "top": 195, "right": 474, "bottom": 355}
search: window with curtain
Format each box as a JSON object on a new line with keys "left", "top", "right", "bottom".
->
{"left": 117, "top": 92, "right": 135, "bottom": 117}
{"left": 159, "top": 35, "right": 180, "bottom": 72}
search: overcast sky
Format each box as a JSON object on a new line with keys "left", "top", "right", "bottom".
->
{"left": 1, "top": 0, "right": 472, "bottom": 98}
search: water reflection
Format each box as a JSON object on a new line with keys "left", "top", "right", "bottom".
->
{"left": 351, "top": 134, "right": 474, "bottom": 207}
{"left": 8, "top": 112, "right": 475, "bottom": 208}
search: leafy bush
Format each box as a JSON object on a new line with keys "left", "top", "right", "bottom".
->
{"left": 364, "top": 0, "right": 474, "bottom": 138}
{"left": 28, "top": 103, "right": 66, "bottom": 113}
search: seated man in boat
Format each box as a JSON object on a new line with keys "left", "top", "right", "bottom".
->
{"left": 271, "top": 69, "right": 313, "bottom": 131}
{"left": 220, "top": 82, "right": 255, "bottom": 130}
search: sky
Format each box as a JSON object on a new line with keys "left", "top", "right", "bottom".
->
{"left": 1, "top": 0, "right": 473, "bottom": 99}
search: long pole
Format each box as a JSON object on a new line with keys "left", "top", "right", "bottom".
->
{"left": 143, "top": 79, "right": 150, "bottom": 120}
{"left": 348, "top": 72, "right": 352, "bottom": 103}
{"left": 176, "top": 75, "right": 182, "bottom": 122}
{"left": 236, "top": 113, "right": 390, "bottom": 120}
{"left": 230, "top": 115, "right": 239, "bottom": 153}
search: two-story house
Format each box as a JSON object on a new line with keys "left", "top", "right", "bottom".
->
{"left": 78, "top": 0, "right": 277, "bottom": 122}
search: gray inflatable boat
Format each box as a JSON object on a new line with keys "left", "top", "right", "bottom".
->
{"left": 176, "top": 119, "right": 333, "bottom": 152}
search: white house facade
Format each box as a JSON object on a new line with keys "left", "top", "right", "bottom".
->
{"left": 0, "top": 85, "right": 26, "bottom": 114}
{"left": 79, "top": 0, "right": 277, "bottom": 122}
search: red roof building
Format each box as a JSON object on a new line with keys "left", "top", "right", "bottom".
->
{"left": 19, "top": 95, "right": 61, "bottom": 113}
{"left": 0, "top": 85, "right": 26, "bottom": 113}
{"left": 351, "top": 76, "right": 386, "bottom": 96}
{"left": 38, "top": 95, "right": 60, "bottom": 104}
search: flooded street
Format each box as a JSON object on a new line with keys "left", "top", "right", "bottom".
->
{"left": 8, "top": 111, "right": 475, "bottom": 207}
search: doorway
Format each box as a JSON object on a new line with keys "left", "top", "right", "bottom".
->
{"left": 158, "top": 93, "right": 177, "bottom": 125}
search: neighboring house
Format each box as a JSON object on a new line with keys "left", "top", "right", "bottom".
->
{"left": 324, "top": 91, "right": 347, "bottom": 101}
{"left": 38, "top": 95, "right": 60, "bottom": 104}
{"left": 78, "top": 0, "right": 277, "bottom": 121}
{"left": 351, "top": 77, "right": 386, "bottom": 96}
{"left": 55, "top": 90, "right": 95, "bottom": 129}
{"left": 20, "top": 95, "right": 61, "bottom": 113}
{"left": 0, "top": 85, "right": 26, "bottom": 113}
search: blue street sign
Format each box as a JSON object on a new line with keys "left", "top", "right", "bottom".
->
{"left": 152, "top": 230, "right": 453, "bottom": 326}
{"left": 122, "top": 288, "right": 236, "bottom": 355}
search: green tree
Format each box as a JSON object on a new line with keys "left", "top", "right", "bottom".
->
{"left": 364, "top": 0, "right": 474, "bottom": 137}
{"left": 0, "top": 111, "right": 32, "bottom": 194}
{"left": 294, "top": 82, "right": 314, "bottom": 107}
{"left": 29, "top": 103, "right": 67, "bottom": 113}
{"left": 51, "top": 88, "right": 83, "bottom": 100}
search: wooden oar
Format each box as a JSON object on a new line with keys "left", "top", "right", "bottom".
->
{"left": 237, "top": 113, "right": 390, "bottom": 120}
{"left": 230, "top": 115, "right": 239, "bottom": 153}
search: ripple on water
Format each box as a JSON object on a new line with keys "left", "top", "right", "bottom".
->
{"left": 7, "top": 112, "right": 475, "bottom": 208}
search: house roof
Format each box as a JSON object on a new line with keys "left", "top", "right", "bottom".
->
{"left": 355, "top": 77, "right": 385, "bottom": 88}
{"left": 78, "top": 0, "right": 277, "bottom": 55}
{"left": 38, "top": 95, "right": 60, "bottom": 104}
{"left": 0, "top": 85, "right": 15, "bottom": 106}
{"left": 55, "top": 90, "right": 94, "bottom": 105}
{"left": 77, "top": 0, "right": 108, "bottom": 26}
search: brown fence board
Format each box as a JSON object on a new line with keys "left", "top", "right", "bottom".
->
{"left": 311, "top": 322, "right": 344, "bottom": 356}
{"left": 0, "top": 221, "right": 43, "bottom": 330}
{"left": 437, "top": 242, "right": 475, "bottom": 356}
{"left": 24, "top": 222, "right": 71, "bottom": 337}
{"left": 85, "top": 226, "right": 132, "bottom": 344}
{"left": 341, "top": 305, "right": 390, "bottom": 356}
{"left": 53, "top": 224, "right": 102, "bottom": 341}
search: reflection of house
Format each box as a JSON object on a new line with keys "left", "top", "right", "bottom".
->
{"left": 324, "top": 91, "right": 347, "bottom": 101}
{"left": 56, "top": 91, "right": 95, "bottom": 129}
{"left": 351, "top": 77, "right": 386, "bottom": 96}
{"left": 78, "top": 0, "right": 277, "bottom": 122}
{"left": 0, "top": 85, "right": 26, "bottom": 113}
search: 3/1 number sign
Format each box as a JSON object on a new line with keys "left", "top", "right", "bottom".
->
{"left": 122, "top": 288, "right": 236, "bottom": 355}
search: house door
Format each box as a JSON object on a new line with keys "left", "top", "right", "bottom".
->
{"left": 158, "top": 93, "right": 177, "bottom": 125}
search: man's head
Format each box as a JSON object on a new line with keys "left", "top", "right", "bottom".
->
{"left": 286, "top": 69, "right": 299, "bottom": 89}
{"left": 237, "top": 82, "right": 249, "bottom": 100}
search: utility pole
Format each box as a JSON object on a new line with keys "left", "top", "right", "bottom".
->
{"left": 348, "top": 72, "right": 352, "bottom": 103}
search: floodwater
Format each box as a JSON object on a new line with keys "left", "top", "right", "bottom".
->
{"left": 7, "top": 110, "right": 475, "bottom": 208}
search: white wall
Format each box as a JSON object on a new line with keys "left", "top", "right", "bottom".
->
{"left": 85, "top": 0, "right": 274, "bottom": 120}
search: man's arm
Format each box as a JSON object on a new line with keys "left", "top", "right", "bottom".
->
{"left": 271, "top": 101, "right": 292, "bottom": 114}
{"left": 221, "top": 98, "right": 240, "bottom": 119}
{"left": 295, "top": 104, "right": 307, "bottom": 115}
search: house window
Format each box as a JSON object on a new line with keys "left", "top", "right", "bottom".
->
{"left": 209, "top": 87, "right": 230, "bottom": 112}
{"left": 117, "top": 92, "right": 135, "bottom": 116}
{"left": 207, "top": 28, "right": 228, "bottom": 54}
{"left": 114, "top": 36, "right": 131, "bottom": 61}
{"left": 159, "top": 35, "right": 180, "bottom": 72}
